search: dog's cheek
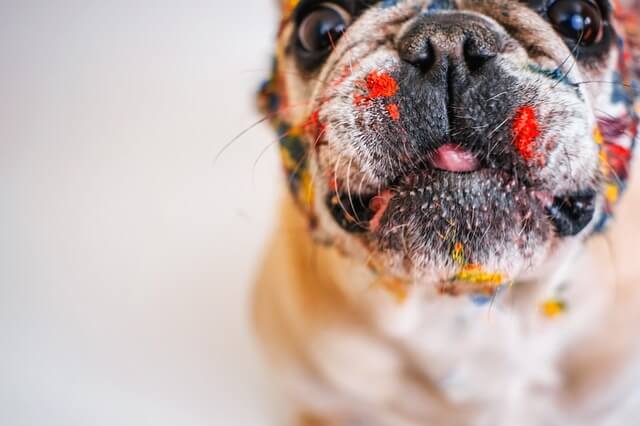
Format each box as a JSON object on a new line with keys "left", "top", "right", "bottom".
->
{"left": 315, "top": 53, "right": 408, "bottom": 187}
{"left": 489, "top": 55, "right": 599, "bottom": 193}
{"left": 617, "top": 1, "right": 640, "bottom": 80}
{"left": 536, "top": 91, "right": 599, "bottom": 194}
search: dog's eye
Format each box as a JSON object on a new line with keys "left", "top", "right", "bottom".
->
{"left": 297, "top": 3, "right": 351, "bottom": 54}
{"left": 548, "top": 0, "right": 604, "bottom": 46}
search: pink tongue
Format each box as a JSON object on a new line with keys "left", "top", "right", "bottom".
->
{"left": 429, "top": 144, "right": 480, "bottom": 173}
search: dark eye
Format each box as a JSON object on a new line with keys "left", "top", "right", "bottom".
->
{"left": 548, "top": 0, "right": 604, "bottom": 46}
{"left": 297, "top": 3, "right": 351, "bottom": 54}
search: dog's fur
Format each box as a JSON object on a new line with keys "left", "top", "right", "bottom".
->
{"left": 253, "top": 1, "right": 640, "bottom": 424}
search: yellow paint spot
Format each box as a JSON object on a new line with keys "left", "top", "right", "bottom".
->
{"left": 451, "top": 242, "right": 465, "bottom": 265}
{"left": 280, "top": 146, "right": 297, "bottom": 171}
{"left": 289, "top": 125, "right": 303, "bottom": 137}
{"left": 282, "top": 0, "right": 300, "bottom": 17}
{"left": 593, "top": 127, "right": 604, "bottom": 145}
{"left": 605, "top": 183, "right": 619, "bottom": 204}
{"left": 541, "top": 299, "right": 567, "bottom": 318}
{"left": 455, "top": 264, "right": 505, "bottom": 286}
{"left": 299, "top": 169, "right": 315, "bottom": 209}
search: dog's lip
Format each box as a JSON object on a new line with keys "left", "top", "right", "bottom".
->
{"left": 330, "top": 168, "right": 597, "bottom": 239}
{"left": 428, "top": 144, "right": 481, "bottom": 173}
{"left": 330, "top": 167, "right": 543, "bottom": 233}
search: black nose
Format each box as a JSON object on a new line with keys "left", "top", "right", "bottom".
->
{"left": 398, "top": 13, "right": 499, "bottom": 73}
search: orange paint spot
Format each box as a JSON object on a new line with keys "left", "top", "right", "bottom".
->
{"left": 452, "top": 242, "right": 465, "bottom": 265}
{"left": 376, "top": 275, "right": 410, "bottom": 304}
{"left": 541, "top": 299, "right": 567, "bottom": 318}
{"left": 366, "top": 71, "right": 398, "bottom": 98}
{"left": 513, "top": 106, "right": 541, "bottom": 161}
{"left": 455, "top": 264, "right": 505, "bottom": 286}
{"left": 354, "top": 71, "right": 398, "bottom": 104}
{"left": 282, "top": 0, "right": 300, "bottom": 18}
{"left": 386, "top": 103, "right": 400, "bottom": 121}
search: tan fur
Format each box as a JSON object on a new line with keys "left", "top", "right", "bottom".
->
{"left": 255, "top": 1, "right": 640, "bottom": 424}
{"left": 255, "top": 160, "right": 640, "bottom": 425}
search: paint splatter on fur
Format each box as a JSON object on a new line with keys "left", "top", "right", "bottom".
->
{"left": 354, "top": 71, "right": 399, "bottom": 104}
{"left": 513, "top": 106, "right": 541, "bottom": 162}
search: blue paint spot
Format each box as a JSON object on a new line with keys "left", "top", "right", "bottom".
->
{"left": 427, "top": 0, "right": 453, "bottom": 12}
{"left": 469, "top": 294, "right": 492, "bottom": 306}
{"left": 593, "top": 212, "right": 611, "bottom": 234}
{"left": 611, "top": 72, "right": 633, "bottom": 107}
{"left": 527, "top": 64, "right": 574, "bottom": 87}
{"left": 631, "top": 79, "right": 640, "bottom": 100}
{"left": 381, "top": 0, "right": 398, "bottom": 8}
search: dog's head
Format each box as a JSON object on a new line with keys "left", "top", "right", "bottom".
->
{"left": 260, "top": 0, "right": 639, "bottom": 293}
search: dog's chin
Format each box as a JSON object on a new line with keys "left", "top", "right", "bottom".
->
{"left": 325, "top": 158, "right": 599, "bottom": 283}
{"left": 328, "top": 170, "right": 544, "bottom": 274}
{"left": 378, "top": 168, "right": 551, "bottom": 272}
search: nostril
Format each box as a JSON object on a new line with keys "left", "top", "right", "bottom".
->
{"left": 463, "top": 38, "right": 496, "bottom": 72}
{"left": 399, "top": 38, "right": 435, "bottom": 72}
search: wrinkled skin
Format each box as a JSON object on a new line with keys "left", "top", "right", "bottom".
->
{"left": 264, "top": 0, "right": 638, "bottom": 289}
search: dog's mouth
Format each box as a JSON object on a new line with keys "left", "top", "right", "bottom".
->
{"left": 427, "top": 144, "right": 482, "bottom": 173}
{"left": 327, "top": 143, "right": 597, "bottom": 243}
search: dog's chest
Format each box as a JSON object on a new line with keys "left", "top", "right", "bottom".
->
{"left": 398, "top": 297, "right": 566, "bottom": 404}
{"left": 361, "top": 271, "right": 614, "bottom": 424}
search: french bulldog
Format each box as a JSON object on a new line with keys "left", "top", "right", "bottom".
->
{"left": 253, "top": 1, "right": 640, "bottom": 424}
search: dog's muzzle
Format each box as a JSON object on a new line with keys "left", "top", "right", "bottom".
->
{"left": 327, "top": 12, "right": 596, "bottom": 242}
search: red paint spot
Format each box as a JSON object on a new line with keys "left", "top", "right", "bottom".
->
{"left": 513, "top": 106, "right": 541, "bottom": 161}
{"left": 387, "top": 103, "right": 400, "bottom": 121}
{"left": 365, "top": 71, "right": 398, "bottom": 98}
{"left": 354, "top": 71, "right": 398, "bottom": 105}
{"left": 369, "top": 190, "right": 394, "bottom": 232}
{"left": 328, "top": 175, "right": 340, "bottom": 192}
{"left": 305, "top": 110, "right": 325, "bottom": 139}
{"left": 605, "top": 143, "right": 632, "bottom": 180}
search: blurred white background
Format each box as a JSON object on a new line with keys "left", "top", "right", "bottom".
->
{"left": 0, "top": 1, "right": 284, "bottom": 425}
